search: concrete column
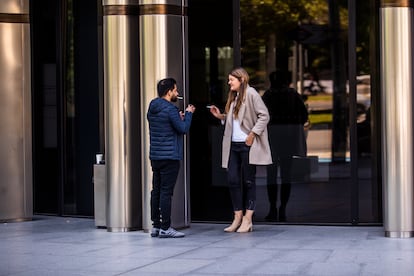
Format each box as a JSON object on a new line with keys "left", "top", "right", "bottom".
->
{"left": 139, "top": 0, "right": 190, "bottom": 231}
{"left": 0, "top": 0, "right": 32, "bottom": 222}
{"left": 103, "top": 0, "right": 141, "bottom": 232}
{"left": 380, "top": 0, "right": 414, "bottom": 238}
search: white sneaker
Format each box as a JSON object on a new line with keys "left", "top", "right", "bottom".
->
{"left": 150, "top": 228, "right": 160, "bottom": 237}
{"left": 159, "top": 227, "right": 185, "bottom": 238}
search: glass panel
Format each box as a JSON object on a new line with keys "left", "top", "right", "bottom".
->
{"left": 32, "top": 0, "right": 100, "bottom": 217}
{"left": 63, "top": 0, "right": 101, "bottom": 216}
{"left": 63, "top": 0, "right": 77, "bottom": 215}
{"left": 188, "top": 0, "right": 379, "bottom": 224}
{"left": 188, "top": 0, "right": 236, "bottom": 221}
{"left": 356, "top": 1, "right": 380, "bottom": 223}
{"left": 240, "top": 0, "right": 352, "bottom": 223}
{"left": 32, "top": 0, "right": 60, "bottom": 215}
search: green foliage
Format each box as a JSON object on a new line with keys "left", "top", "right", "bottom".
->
{"left": 240, "top": 1, "right": 372, "bottom": 80}
{"left": 240, "top": 0, "right": 349, "bottom": 70}
{"left": 240, "top": 0, "right": 335, "bottom": 40}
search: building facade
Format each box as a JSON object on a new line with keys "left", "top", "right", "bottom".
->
{"left": 1, "top": 0, "right": 413, "bottom": 236}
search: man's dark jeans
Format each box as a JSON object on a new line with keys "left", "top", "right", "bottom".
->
{"left": 150, "top": 160, "right": 180, "bottom": 230}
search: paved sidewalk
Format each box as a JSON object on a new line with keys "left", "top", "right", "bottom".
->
{"left": 1, "top": 216, "right": 414, "bottom": 275}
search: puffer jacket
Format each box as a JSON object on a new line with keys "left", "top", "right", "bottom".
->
{"left": 147, "top": 97, "right": 193, "bottom": 160}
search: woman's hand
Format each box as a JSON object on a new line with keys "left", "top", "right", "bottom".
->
{"left": 209, "top": 105, "right": 225, "bottom": 120}
{"left": 245, "top": 132, "right": 256, "bottom": 146}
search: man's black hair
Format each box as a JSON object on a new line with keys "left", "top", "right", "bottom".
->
{"left": 157, "top": 78, "right": 177, "bottom": 97}
{"left": 269, "top": 70, "right": 291, "bottom": 89}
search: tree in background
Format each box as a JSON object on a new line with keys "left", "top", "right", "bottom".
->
{"left": 240, "top": 0, "right": 349, "bottom": 85}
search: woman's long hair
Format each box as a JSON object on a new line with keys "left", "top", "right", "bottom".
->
{"left": 225, "top": 67, "right": 249, "bottom": 118}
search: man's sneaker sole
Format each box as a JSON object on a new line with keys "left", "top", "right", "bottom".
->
{"left": 158, "top": 234, "right": 185, "bottom": 238}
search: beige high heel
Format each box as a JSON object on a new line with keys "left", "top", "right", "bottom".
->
{"left": 224, "top": 211, "right": 243, "bottom": 232}
{"left": 237, "top": 210, "right": 254, "bottom": 233}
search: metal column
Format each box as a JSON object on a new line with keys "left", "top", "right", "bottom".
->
{"left": 380, "top": 0, "right": 414, "bottom": 238}
{"left": 0, "top": 0, "right": 32, "bottom": 222}
{"left": 140, "top": 0, "right": 190, "bottom": 231}
{"left": 103, "top": 0, "right": 142, "bottom": 232}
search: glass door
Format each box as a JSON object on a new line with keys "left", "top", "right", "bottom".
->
{"left": 32, "top": 0, "right": 102, "bottom": 217}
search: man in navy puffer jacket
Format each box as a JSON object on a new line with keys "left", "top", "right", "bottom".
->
{"left": 147, "top": 78, "right": 195, "bottom": 238}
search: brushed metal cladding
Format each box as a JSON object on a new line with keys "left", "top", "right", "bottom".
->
{"left": 102, "top": 0, "right": 187, "bottom": 10}
{"left": 0, "top": 0, "right": 32, "bottom": 221}
{"left": 140, "top": 13, "right": 189, "bottom": 231}
{"left": 380, "top": 7, "right": 414, "bottom": 238}
{"left": 103, "top": 0, "right": 139, "bottom": 6}
{"left": 103, "top": 14, "right": 141, "bottom": 232}
{"left": 139, "top": 0, "right": 187, "bottom": 6}
{"left": 381, "top": 0, "right": 413, "bottom": 8}
{"left": 0, "top": 0, "right": 29, "bottom": 13}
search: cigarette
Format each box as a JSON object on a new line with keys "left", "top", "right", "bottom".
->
{"left": 206, "top": 105, "right": 212, "bottom": 109}
{"left": 177, "top": 96, "right": 183, "bottom": 100}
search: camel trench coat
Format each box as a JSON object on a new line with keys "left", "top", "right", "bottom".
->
{"left": 221, "top": 86, "right": 272, "bottom": 169}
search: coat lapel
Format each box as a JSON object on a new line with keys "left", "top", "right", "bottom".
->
{"left": 227, "top": 102, "right": 235, "bottom": 131}
{"left": 237, "top": 95, "right": 246, "bottom": 126}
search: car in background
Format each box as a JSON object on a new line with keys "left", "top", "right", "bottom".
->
{"left": 303, "top": 75, "right": 371, "bottom": 115}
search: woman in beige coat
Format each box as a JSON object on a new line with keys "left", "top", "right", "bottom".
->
{"left": 209, "top": 67, "right": 272, "bottom": 233}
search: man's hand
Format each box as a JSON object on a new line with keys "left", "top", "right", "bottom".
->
{"left": 186, "top": 104, "right": 196, "bottom": 113}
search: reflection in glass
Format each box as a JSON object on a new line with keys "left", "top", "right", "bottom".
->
{"left": 262, "top": 70, "right": 309, "bottom": 222}
{"left": 238, "top": 0, "right": 377, "bottom": 223}
{"left": 188, "top": 0, "right": 379, "bottom": 224}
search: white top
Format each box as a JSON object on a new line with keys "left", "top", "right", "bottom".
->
{"left": 232, "top": 118, "right": 248, "bottom": 142}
